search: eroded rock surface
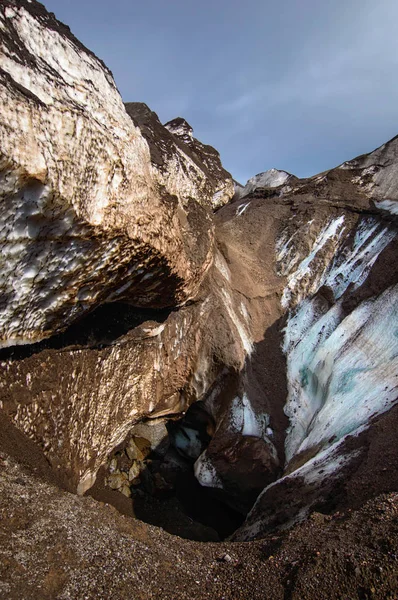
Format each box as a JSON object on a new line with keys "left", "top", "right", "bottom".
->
{"left": 0, "top": 5, "right": 398, "bottom": 597}
{"left": 0, "top": 0, "right": 235, "bottom": 347}
{"left": 1, "top": 132, "right": 397, "bottom": 506}
{"left": 164, "top": 117, "right": 234, "bottom": 209}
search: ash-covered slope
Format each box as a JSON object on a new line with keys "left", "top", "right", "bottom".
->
{"left": 213, "top": 138, "right": 398, "bottom": 539}
{"left": 0, "top": 1, "right": 398, "bottom": 598}
{"left": 1, "top": 424, "right": 397, "bottom": 599}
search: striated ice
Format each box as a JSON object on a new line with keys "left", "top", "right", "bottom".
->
{"left": 284, "top": 284, "right": 398, "bottom": 462}
{"left": 375, "top": 199, "right": 398, "bottom": 215}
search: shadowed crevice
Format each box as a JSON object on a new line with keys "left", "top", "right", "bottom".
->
{"left": 0, "top": 302, "right": 173, "bottom": 362}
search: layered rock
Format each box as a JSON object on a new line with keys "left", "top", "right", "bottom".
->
{"left": 0, "top": 0, "right": 234, "bottom": 348}
{"left": 164, "top": 116, "right": 234, "bottom": 209}
{"left": 0, "top": 0, "right": 398, "bottom": 555}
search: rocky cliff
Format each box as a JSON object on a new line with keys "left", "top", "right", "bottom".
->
{"left": 0, "top": 2, "right": 397, "bottom": 599}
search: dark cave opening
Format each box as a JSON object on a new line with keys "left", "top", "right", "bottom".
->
{"left": 130, "top": 443, "right": 247, "bottom": 542}
{"left": 102, "top": 405, "right": 267, "bottom": 543}
{"left": 0, "top": 302, "right": 173, "bottom": 361}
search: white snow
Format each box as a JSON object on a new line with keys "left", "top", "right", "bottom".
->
{"left": 323, "top": 217, "right": 396, "bottom": 300}
{"left": 375, "top": 199, "right": 398, "bottom": 215}
{"left": 220, "top": 288, "right": 253, "bottom": 355}
{"left": 214, "top": 251, "right": 231, "bottom": 282}
{"left": 284, "top": 284, "right": 398, "bottom": 462}
{"left": 194, "top": 452, "right": 223, "bottom": 489}
{"left": 278, "top": 215, "right": 396, "bottom": 310}
{"left": 229, "top": 393, "right": 269, "bottom": 438}
{"left": 281, "top": 216, "right": 345, "bottom": 308}
{"left": 242, "top": 169, "right": 292, "bottom": 197}
{"left": 236, "top": 201, "right": 251, "bottom": 216}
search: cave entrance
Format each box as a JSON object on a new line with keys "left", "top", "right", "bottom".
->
{"left": 103, "top": 410, "right": 251, "bottom": 542}
{"left": 0, "top": 302, "right": 173, "bottom": 361}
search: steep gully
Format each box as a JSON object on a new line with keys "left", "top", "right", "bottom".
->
{"left": 1, "top": 0, "right": 398, "bottom": 552}
{"left": 92, "top": 193, "right": 398, "bottom": 542}
{"left": 2, "top": 178, "right": 397, "bottom": 542}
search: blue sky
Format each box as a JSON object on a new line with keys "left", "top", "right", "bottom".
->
{"left": 44, "top": 0, "right": 398, "bottom": 184}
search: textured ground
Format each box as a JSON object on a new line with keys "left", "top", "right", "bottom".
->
{"left": 1, "top": 413, "right": 397, "bottom": 600}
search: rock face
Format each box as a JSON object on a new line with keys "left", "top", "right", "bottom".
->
{"left": 240, "top": 168, "right": 296, "bottom": 197}
{"left": 164, "top": 116, "right": 234, "bottom": 209}
{"left": 0, "top": 0, "right": 234, "bottom": 348}
{"left": 1, "top": 3, "right": 398, "bottom": 596}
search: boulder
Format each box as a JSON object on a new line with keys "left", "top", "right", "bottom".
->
{"left": 0, "top": 0, "right": 228, "bottom": 347}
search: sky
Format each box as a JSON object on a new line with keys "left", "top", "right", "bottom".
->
{"left": 43, "top": 0, "right": 398, "bottom": 184}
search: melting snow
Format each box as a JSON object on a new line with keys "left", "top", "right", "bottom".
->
{"left": 281, "top": 216, "right": 345, "bottom": 308}
{"left": 194, "top": 452, "right": 223, "bottom": 489}
{"left": 220, "top": 288, "right": 253, "bottom": 355}
{"left": 284, "top": 284, "right": 398, "bottom": 462}
{"left": 375, "top": 199, "right": 398, "bottom": 215}
{"left": 236, "top": 201, "right": 251, "bottom": 216}
{"left": 230, "top": 393, "right": 269, "bottom": 438}
{"left": 242, "top": 169, "right": 292, "bottom": 197}
{"left": 323, "top": 217, "right": 396, "bottom": 299}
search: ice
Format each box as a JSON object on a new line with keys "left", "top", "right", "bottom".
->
{"left": 230, "top": 394, "right": 270, "bottom": 440}
{"left": 375, "top": 199, "right": 398, "bottom": 215}
{"left": 323, "top": 217, "right": 396, "bottom": 299}
{"left": 242, "top": 169, "right": 292, "bottom": 197}
{"left": 284, "top": 284, "right": 398, "bottom": 462}
{"left": 220, "top": 288, "right": 253, "bottom": 355}
{"left": 281, "top": 216, "right": 345, "bottom": 308}
{"left": 279, "top": 215, "right": 396, "bottom": 310}
{"left": 214, "top": 251, "right": 231, "bottom": 282}
{"left": 194, "top": 452, "right": 223, "bottom": 489}
{"left": 173, "top": 427, "right": 202, "bottom": 460}
{"left": 236, "top": 201, "right": 251, "bottom": 216}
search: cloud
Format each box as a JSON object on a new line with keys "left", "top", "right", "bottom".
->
{"left": 43, "top": 0, "right": 398, "bottom": 182}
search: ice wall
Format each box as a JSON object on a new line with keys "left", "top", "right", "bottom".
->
{"left": 282, "top": 215, "right": 398, "bottom": 464}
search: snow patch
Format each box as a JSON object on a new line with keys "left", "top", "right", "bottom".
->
{"left": 375, "top": 199, "right": 398, "bottom": 215}
{"left": 220, "top": 288, "right": 253, "bottom": 355}
{"left": 230, "top": 393, "right": 269, "bottom": 438}
{"left": 214, "top": 252, "right": 231, "bottom": 282}
{"left": 194, "top": 452, "right": 223, "bottom": 489}
{"left": 323, "top": 217, "right": 396, "bottom": 300}
{"left": 281, "top": 216, "right": 345, "bottom": 308}
{"left": 236, "top": 201, "right": 251, "bottom": 217}
{"left": 242, "top": 169, "right": 292, "bottom": 197}
{"left": 284, "top": 284, "right": 398, "bottom": 462}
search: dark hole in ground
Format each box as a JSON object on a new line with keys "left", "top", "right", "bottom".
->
{"left": 131, "top": 448, "right": 246, "bottom": 542}
{"left": 106, "top": 405, "right": 253, "bottom": 542}
{"left": 0, "top": 302, "right": 173, "bottom": 361}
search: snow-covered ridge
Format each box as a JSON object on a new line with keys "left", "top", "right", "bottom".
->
{"left": 164, "top": 117, "right": 194, "bottom": 141}
{"left": 241, "top": 168, "right": 293, "bottom": 198}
